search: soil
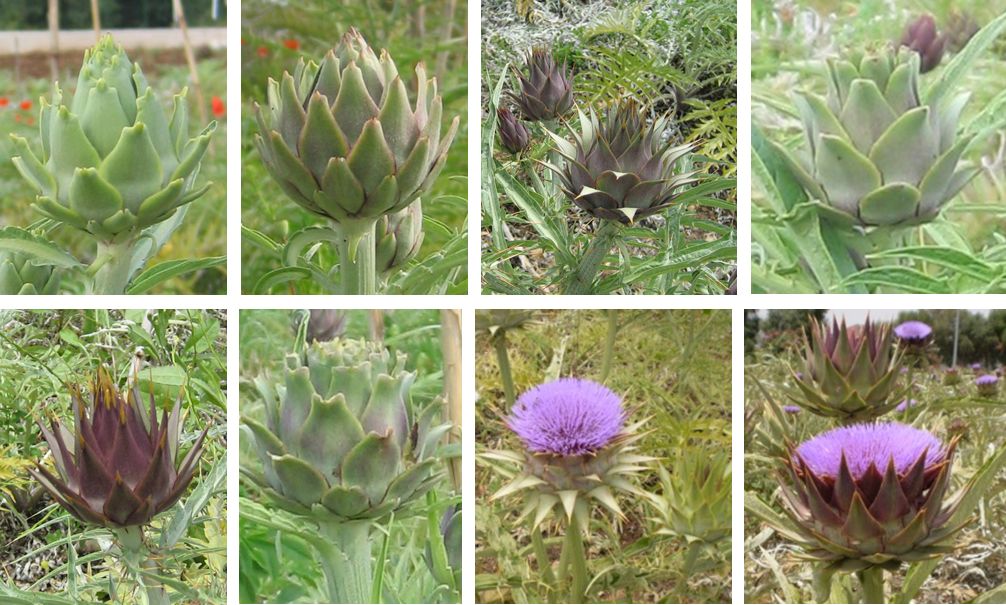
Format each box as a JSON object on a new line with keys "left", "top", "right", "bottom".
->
{"left": 0, "top": 493, "right": 69, "bottom": 592}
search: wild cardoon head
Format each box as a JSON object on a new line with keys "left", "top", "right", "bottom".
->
{"left": 894, "top": 321, "right": 932, "bottom": 346}
{"left": 976, "top": 374, "right": 998, "bottom": 397}
{"left": 792, "top": 317, "right": 904, "bottom": 422}
{"left": 486, "top": 378, "right": 652, "bottom": 530}
{"left": 508, "top": 378, "right": 625, "bottom": 455}
{"left": 777, "top": 422, "right": 964, "bottom": 569}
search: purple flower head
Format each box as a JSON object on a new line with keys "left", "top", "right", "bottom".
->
{"left": 783, "top": 405, "right": 802, "bottom": 414}
{"left": 795, "top": 422, "right": 945, "bottom": 479}
{"left": 508, "top": 378, "right": 626, "bottom": 455}
{"left": 976, "top": 374, "right": 998, "bottom": 386}
{"left": 971, "top": 362, "right": 982, "bottom": 370}
{"left": 893, "top": 320, "right": 932, "bottom": 345}
{"left": 895, "top": 398, "right": 918, "bottom": 412}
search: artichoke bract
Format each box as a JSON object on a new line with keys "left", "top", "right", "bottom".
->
{"left": 29, "top": 367, "right": 208, "bottom": 527}
{"left": 253, "top": 28, "right": 459, "bottom": 227}
{"left": 779, "top": 422, "right": 964, "bottom": 571}
{"left": 11, "top": 36, "right": 216, "bottom": 243}
{"left": 375, "top": 201, "right": 424, "bottom": 274}
{"left": 546, "top": 102, "right": 700, "bottom": 224}
{"left": 485, "top": 378, "right": 653, "bottom": 531}
{"left": 496, "top": 107, "right": 531, "bottom": 154}
{"left": 791, "top": 317, "right": 904, "bottom": 422}
{"left": 774, "top": 49, "right": 977, "bottom": 227}
{"left": 243, "top": 338, "right": 447, "bottom": 522}
{"left": 511, "top": 48, "right": 573, "bottom": 122}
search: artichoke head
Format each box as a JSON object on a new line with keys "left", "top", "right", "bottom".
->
{"left": 775, "top": 49, "right": 977, "bottom": 227}
{"left": 546, "top": 101, "right": 700, "bottom": 224}
{"left": 11, "top": 35, "right": 216, "bottom": 243}
{"left": 511, "top": 47, "right": 573, "bottom": 122}
{"left": 496, "top": 106, "right": 531, "bottom": 154}
{"left": 29, "top": 366, "right": 208, "bottom": 527}
{"left": 243, "top": 338, "right": 447, "bottom": 522}
{"left": 650, "top": 448, "right": 731, "bottom": 546}
{"left": 791, "top": 317, "right": 904, "bottom": 422}
{"left": 254, "top": 28, "right": 459, "bottom": 225}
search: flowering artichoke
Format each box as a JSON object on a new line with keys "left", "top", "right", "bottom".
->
{"left": 253, "top": 28, "right": 459, "bottom": 226}
{"left": 29, "top": 367, "right": 208, "bottom": 527}
{"left": 975, "top": 374, "right": 998, "bottom": 397}
{"left": 511, "top": 48, "right": 573, "bottom": 122}
{"left": 893, "top": 320, "right": 932, "bottom": 346}
{"left": 900, "top": 15, "right": 946, "bottom": 73}
{"left": 375, "top": 201, "right": 423, "bottom": 274}
{"left": 777, "top": 422, "right": 964, "bottom": 570}
{"left": 773, "top": 49, "right": 977, "bottom": 227}
{"left": 0, "top": 229, "right": 60, "bottom": 294}
{"left": 484, "top": 378, "right": 653, "bottom": 530}
{"left": 546, "top": 102, "right": 700, "bottom": 224}
{"left": 649, "top": 448, "right": 730, "bottom": 547}
{"left": 496, "top": 107, "right": 531, "bottom": 154}
{"left": 11, "top": 36, "right": 216, "bottom": 243}
{"left": 242, "top": 338, "right": 448, "bottom": 521}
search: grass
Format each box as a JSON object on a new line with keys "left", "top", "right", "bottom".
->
{"left": 476, "top": 309, "right": 732, "bottom": 604}
{"left": 0, "top": 51, "right": 228, "bottom": 295}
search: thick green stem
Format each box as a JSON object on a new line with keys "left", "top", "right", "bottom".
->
{"left": 857, "top": 567, "right": 885, "bottom": 604}
{"left": 563, "top": 221, "right": 620, "bottom": 295}
{"left": 314, "top": 521, "right": 373, "bottom": 604}
{"left": 89, "top": 240, "right": 137, "bottom": 294}
{"left": 599, "top": 310, "right": 618, "bottom": 383}
{"left": 557, "top": 510, "right": 588, "bottom": 603}
{"left": 493, "top": 332, "right": 516, "bottom": 408}
{"left": 114, "top": 526, "right": 168, "bottom": 605}
{"left": 336, "top": 219, "right": 378, "bottom": 295}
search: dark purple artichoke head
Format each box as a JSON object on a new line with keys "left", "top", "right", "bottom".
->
{"left": 781, "top": 422, "right": 963, "bottom": 570}
{"left": 496, "top": 107, "right": 531, "bottom": 154}
{"left": 546, "top": 101, "right": 699, "bottom": 224}
{"left": 511, "top": 47, "right": 573, "bottom": 122}
{"left": 900, "top": 14, "right": 946, "bottom": 73}
{"left": 30, "top": 367, "right": 207, "bottom": 527}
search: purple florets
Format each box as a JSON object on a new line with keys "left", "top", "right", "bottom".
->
{"left": 783, "top": 405, "right": 802, "bottom": 414}
{"left": 895, "top": 398, "right": 918, "bottom": 412}
{"left": 508, "top": 378, "right": 626, "bottom": 455}
{"left": 894, "top": 320, "right": 932, "bottom": 344}
{"left": 976, "top": 374, "right": 998, "bottom": 386}
{"left": 795, "top": 422, "right": 945, "bottom": 478}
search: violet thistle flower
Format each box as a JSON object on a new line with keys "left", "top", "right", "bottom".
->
{"left": 783, "top": 405, "right": 802, "bottom": 414}
{"left": 895, "top": 398, "right": 918, "bottom": 413}
{"left": 508, "top": 378, "right": 626, "bottom": 455}
{"left": 893, "top": 320, "right": 932, "bottom": 346}
{"left": 976, "top": 374, "right": 998, "bottom": 397}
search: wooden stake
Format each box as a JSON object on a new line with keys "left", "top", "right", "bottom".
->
{"left": 90, "top": 0, "right": 101, "bottom": 40}
{"left": 48, "top": 0, "right": 59, "bottom": 82}
{"left": 439, "top": 309, "right": 462, "bottom": 491}
{"left": 171, "top": 0, "right": 209, "bottom": 128}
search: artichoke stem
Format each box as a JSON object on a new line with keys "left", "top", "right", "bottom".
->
{"left": 113, "top": 526, "right": 169, "bottom": 605}
{"left": 90, "top": 240, "right": 137, "bottom": 294}
{"left": 493, "top": 332, "right": 516, "bottom": 408}
{"left": 857, "top": 567, "right": 885, "bottom": 604}
{"left": 599, "top": 310, "right": 619, "bottom": 383}
{"left": 335, "top": 219, "right": 378, "bottom": 295}
{"left": 563, "top": 221, "right": 619, "bottom": 295}
{"left": 314, "top": 520, "right": 373, "bottom": 604}
{"left": 556, "top": 509, "right": 589, "bottom": 603}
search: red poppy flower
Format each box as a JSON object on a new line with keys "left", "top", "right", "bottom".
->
{"left": 257, "top": 46, "right": 269, "bottom": 58}
{"left": 0, "top": 97, "right": 9, "bottom": 107}
{"left": 19, "top": 100, "right": 32, "bottom": 111}
{"left": 283, "top": 39, "right": 300, "bottom": 50}
{"left": 211, "top": 95, "right": 226, "bottom": 118}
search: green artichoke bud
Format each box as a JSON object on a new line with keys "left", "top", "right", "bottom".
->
{"left": 546, "top": 101, "right": 700, "bottom": 224}
{"left": 375, "top": 201, "right": 423, "bottom": 274}
{"left": 649, "top": 448, "right": 731, "bottom": 547}
{"left": 474, "top": 309, "right": 537, "bottom": 337}
{"left": 11, "top": 35, "right": 216, "bottom": 243}
{"left": 791, "top": 317, "right": 904, "bottom": 422}
{"left": 775, "top": 422, "right": 965, "bottom": 571}
{"left": 774, "top": 49, "right": 977, "bottom": 227}
{"left": 900, "top": 15, "right": 946, "bottom": 73}
{"left": 0, "top": 228, "right": 61, "bottom": 294}
{"left": 253, "top": 28, "right": 459, "bottom": 225}
{"left": 511, "top": 47, "right": 573, "bottom": 122}
{"left": 29, "top": 366, "right": 208, "bottom": 527}
{"left": 496, "top": 106, "right": 531, "bottom": 154}
{"left": 942, "top": 367, "right": 961, "bottom": 386}
{"left": 243, "top": 338, "right": 448, "bottom": 522}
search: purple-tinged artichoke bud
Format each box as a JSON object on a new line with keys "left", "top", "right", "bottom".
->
{"left": 484, "top": 378, "right": 653, "bottom": 531}
{"left": 242, "top": 338, "right": 448, "bottom": 521}
{"left": 496, "top": 107, "right": 531, "bottom": 154}
{"left": 305, "top": 309, "right": 347, "bottom": 343}
{"left": 29, "top": 367, "right": 208, "bottom": 527}
{"left": 791, "top": 317, "right": 904, "bottom": 422}
{"left": 375, "top": 201, "right": 424, "bottom": 274}
{"left": 511, "top": 48, "right": 573, "bottom": 122}
{"left": 779, "top": 422, "right": 963, "bottom": 569}
{"left": 900, "top": 14, "right": 947, "bottom": 73}
{"left": 943, "top": 367, "right": 961, "bottom": 386}
{"left": 975, "top": 374, "right": 998, "bottom": 397}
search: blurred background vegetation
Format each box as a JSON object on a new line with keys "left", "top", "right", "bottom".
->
{"left": 0, "top": 0, "right": 225, "bottom": 29}
{"left": 476, "top": 309, "right": 732, "bottom": 603}
{"left": 241, "top": 0, "right": 468, "bottom": 294}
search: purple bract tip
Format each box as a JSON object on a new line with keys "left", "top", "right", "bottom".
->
{"left": 795, "top": 422, "right": 945, "bottom": 478}
{"left": 976, "top": 374, "right": 998, "bottom": 386}
{"left": 893, "top": 320, "right": 932, "bottom": 344}
{"left": 507, "top": 378, "right": 626, "bottom": 455}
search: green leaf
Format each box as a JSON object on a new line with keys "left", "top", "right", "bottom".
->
{"left": 924, "top": 11, "right": 1006, "bottom": 107}
{"left": 126, "top": 256, "right": 226, "bottom": 294}
{"left": 161, "top": 458, "right": 225, "bottom": 548}
{"left": 868, "top": 245, "right": 999, "bottom": 282}
{"left": 839, "top": 266, "right": 952, "bottom": 293}
{"left": 253, "top": 266, "right": 313, "bottom": 294}
{"left": 494, "top": 170, "right": 574, "bottom": 267}
{"left": 0, "top": 230, "right": 80, "bottom": 269}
